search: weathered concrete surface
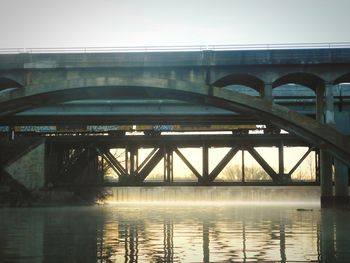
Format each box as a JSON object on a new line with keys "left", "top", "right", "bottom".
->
{"left": 0, "top": 77, "right": 349, "bottom": 166}
{"left": 1, "top": 49, "right": 350, "bottom": 97}
{"left": 5, "top": 142, "right": 45, "bottom": 190}
{"left": 335, "top": 112, "right": 350, "bottom": 134}
{"left": 1, "top": 48, "right": 350, "bottom": 69}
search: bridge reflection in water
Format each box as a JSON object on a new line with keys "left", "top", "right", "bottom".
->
{"left": 0, "top": 204, "right": 349, "bottom": 262}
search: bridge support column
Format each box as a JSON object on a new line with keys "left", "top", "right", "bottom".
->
{"left": 45, "top": 142, "right": 61, "bottom": 186}
{"left": 320, "top": 83, "right": 336, "bottom": 208}
{"left": 316, "top": 85, "right": 324, "bottom": 123}
{"left": 241, "top": 150, "right": 245, "bottom": 182}
{"left": 278, "top": 142, "right": 284, "bottom": 177}
{"left": 320, "top": 150, "right": 333, "bottom": 208}
{"left": 124, "top": 146, "right": 138, "bottom": 183}
{"left": 164, "top": 148, "right": 173, "bottom": 182}
{"left": 202, "top": 145, "right": 209, "bottom": 182}
{"left": 334, "top": 159, "right": 349, "bottom": 206}
{"left": 263, "top": 83, "right": 273, "bottom": 102}
{"left": 129, "top": 147, "right": 138, "bottom": 177}
{"left": 324, "top": 83, "right": 350, "bottom": 207}
{"left": 325, "top": 83, "right": 335, "bottom": 125}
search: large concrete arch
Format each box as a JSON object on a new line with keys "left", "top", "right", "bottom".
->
{"left": 212, "top": 73, "right": 264, "bottom": 94}
{"left": 0, "top": 76, "right": 349, "bottom": 166}
{"left": 272, "top": 72, "right": 324, "bottom": 91}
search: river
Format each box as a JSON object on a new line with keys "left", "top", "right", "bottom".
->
{"left": 1, "top": 201, "right": 349, "bottom": 262}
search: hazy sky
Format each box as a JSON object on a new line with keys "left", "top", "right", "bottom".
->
{"left": 1, "top": 0, "right": 350, "bottom": 48}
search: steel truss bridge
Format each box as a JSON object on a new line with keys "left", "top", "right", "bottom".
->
{"left": 44, "top": 134, "right": 317, "bottom": 187}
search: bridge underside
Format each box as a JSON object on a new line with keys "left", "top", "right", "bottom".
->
{"left": 0, "top": 49, "right": 350, "bottom": 207}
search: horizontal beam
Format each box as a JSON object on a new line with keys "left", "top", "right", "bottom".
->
{"left": 0, "top": 114, "right": 255, "bottom": 126}
{"left": 54, "top": 181, "right": 320, "bottom": 187}
{"left": 45, "top": 134, "right": 311, "bottom": 148}
{"left": 2, "top": 47, "right": 350, "bottom": 69}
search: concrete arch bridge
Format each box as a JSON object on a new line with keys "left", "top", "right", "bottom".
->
{"left": 0, "top": 47, "right": 350, "bottom": 207}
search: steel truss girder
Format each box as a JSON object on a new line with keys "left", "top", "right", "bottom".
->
{"left": 50, "top": 135, "right": 317, "bottom": 185}
{"left": 208, "top": 146, "right": 240, "bottom": 182}
{"left": 96, "top": 147, "right": 127, "bottom": 176}
{"left": 173, "top": 148, "right": 202, "bottom": 180}
{"left": 137, "top": 148, "right": 164, "bottom": 181}
{"left": 287, "top": 147, "right": 315, "bottom": 177}
{"left": 246, "top": 146, "right": 279, "bottom": 181}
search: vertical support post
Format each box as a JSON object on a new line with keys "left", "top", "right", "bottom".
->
{"left": 241, "top": 150, "right": 245, "bottom": 182}
{"left": 315, "top": 149, "right": 320, "bottom": 183}
{"left": 125, "top": 147, "right": 129, "bottom": 175}
{"left": 279, "top": 142, "right": 284, "bottom": 177}
{"left": 316, "top": 85, "right": 324, "bottom": 123}
{"left": 202, "top": 145, "right": 209, "bottom": 181}
{"left": 169, "top": 150, "right": 173, "bottom": 182}
{"left": 130, "top": 148, "right": 134, "bottom": 176}
{"left": 320, "top": 210, "right": 335, "bottom": 262}
{"left": 129, "top": 146, "right": 137, "bottom": 177}
{"left": 124, "top": 145, "right": 138, "bottom": 182}
{"left": 45, "top": 141, "right": 59, "bottom": 186}
{"left": 320, "top": 83, "right": 336, "bottom": 208}
{"left": 334, "top": 159, "right": 349, "bottom": 206}
{"left": 325, "top": 82, "right": 350, "bottom": 207}
{"left": 163, "top": 147, "right": 173, "bottom": 182}
{"left": 163, "top": 147, "right": 167, "bottom": 182}
{"left": 320, "top": 150, "right": 333, "bottom": 208}
{"left": 325, "top": 83, "right": 335, "bottom": 125}
{"left": 263, "top": 83, "right": 273, "bottom": 102}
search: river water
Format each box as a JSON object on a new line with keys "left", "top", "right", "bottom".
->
{"left": 1, "top": 201, "right": 350, "bottom": 262}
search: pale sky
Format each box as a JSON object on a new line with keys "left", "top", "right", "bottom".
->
{"left": 1, "top": 0, "right": 350, "bottom": 48}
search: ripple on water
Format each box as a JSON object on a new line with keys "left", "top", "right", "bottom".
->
{"left": 0, "top": 204, "right": 349, "bottom": 262}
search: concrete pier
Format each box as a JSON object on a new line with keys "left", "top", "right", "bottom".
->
{"left": 334, "top": 159, "right": 349, "bottom": 206}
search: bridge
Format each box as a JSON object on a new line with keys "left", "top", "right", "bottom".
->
{"left": 0, "top": 46, "right": 350, "bottom": 207}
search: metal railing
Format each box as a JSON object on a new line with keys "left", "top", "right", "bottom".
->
{"left": 1, "top": 42, "right": 350, "bottom": 54}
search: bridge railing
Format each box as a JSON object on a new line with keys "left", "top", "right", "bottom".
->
{"left": 1, "top": 42, "right": 350, "bottom": 54}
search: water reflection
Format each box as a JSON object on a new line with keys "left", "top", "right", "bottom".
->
{"left": 0, "top": 204, "right": 350, "bottom": 262}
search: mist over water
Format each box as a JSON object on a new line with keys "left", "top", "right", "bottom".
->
{"left": 1, "top": 203, "right": 350, "bottom": 262}
{"left": 106, "top": 186, "right": 320, "bottom": 205}
{"left": 2, "top": 187, "right": 350, "bottom": 262}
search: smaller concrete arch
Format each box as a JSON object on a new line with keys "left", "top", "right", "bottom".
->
{"left": 333, "top": 73, "right": 350, "bottom": 85}
{"left": 212, "top": 73, "right": 264, "bottom": 94}
{"left": 273, "top": 73, "right": 324, "bottom": 91}
{"left": 0, "top": 77, "right": 23, "bottom": 91}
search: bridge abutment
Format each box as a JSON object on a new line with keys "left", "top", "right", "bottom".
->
{"left": 334, "top": 159, "right": 349, "bottom": 207}
{"left": 320, "top": 84, "right": 350, "bottom": 208}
